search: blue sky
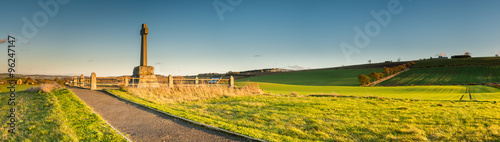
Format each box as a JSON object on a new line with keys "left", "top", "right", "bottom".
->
{"left": 1, "top": 0, "right": 499, "bottom": 76}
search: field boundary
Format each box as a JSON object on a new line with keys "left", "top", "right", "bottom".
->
{"left": 102, "top": 89, "right": 267, "bottom": 142}
{"left": 365, "top": 69, "right": 409, "bottom": 87}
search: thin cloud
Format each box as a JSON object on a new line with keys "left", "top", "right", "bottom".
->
{"left": 254, "top": 55, "right": 261, "bottom": 57}
{"left": 287, "top": 65, "right": 305, "bottom": 70}
{"left": 156, "top": 62, "right": 161, "bottom": 65}
{"left": 435, "top": 53, "right": 445, "bottom": 57}
{"left": 0, "top": 38, "right": 7, "bottom": 44}
{"left": 87, "top": 60, "right": 94, "bottom": 62}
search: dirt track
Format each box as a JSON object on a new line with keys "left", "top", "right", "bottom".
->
{"left": 68, "top": 87, "right": 249, "bottom": 142}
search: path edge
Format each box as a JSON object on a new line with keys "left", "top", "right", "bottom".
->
{"left": 102, "top": 89, "right": 267, "bottom": 142}
{"left": 66, "top": 87, "right": 133, "bottom": 142}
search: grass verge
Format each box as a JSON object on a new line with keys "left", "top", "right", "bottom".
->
{"left": 0, "top": 87, "right": 126, "bottom": 141}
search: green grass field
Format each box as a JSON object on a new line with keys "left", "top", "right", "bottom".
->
{"left": 238, "top": 57, "right": 500, "bottom": 87}
{"left": 101, "top": 57, "right": 500, "bottom": 141}
{"left": 0, "top": 87, "right": 126, "bottom": 141}
{"left": 238, "top": 68, "right": 382, "bottom": 86}
{"left": 109, "top": 89, "right": 500, "bottom": 141}
{"left": 237, "top": 82, "right": 500, "bottom": 100}
{"left": 413, "top": 57, "right": 500, "bottom": 68}
{"left": 380, "top": 65, "right": 500, "bottom": 86}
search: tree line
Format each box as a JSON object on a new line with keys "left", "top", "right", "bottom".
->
{"left": 358, "top": 61, "right": 415, "bottom": 85}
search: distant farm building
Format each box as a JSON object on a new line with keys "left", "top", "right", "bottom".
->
{"left": 451, "top": 54, "right": 471, "bottom": 59}
{"left": 437, "top": 56, "right": 448, "bottom": 59}
{"left": 229, "top": 68, "right": 293, "bottom": 77}
{"left": 451, "top": 52, "right": 471, "bottom": 59}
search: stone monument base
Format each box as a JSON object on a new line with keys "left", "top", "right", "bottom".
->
{"left": 131, "top": 66, "right": 160, "bottom": 87}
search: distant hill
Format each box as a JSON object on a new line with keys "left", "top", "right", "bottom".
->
{"left": 235, "top": 61, "right": 414, "bottom": 86}
{"left": 380, "top": 57, "right": 500, "bottom": 86}
{"left": 413, "top": 57, "right": 500, "bottom": 68}
{"left": 238, "top": 57, "right": 500, "bottom": 86}
{"left": 237, "top": 68, "right": 382, "bottom": 86}
{"left": 308, "top": 61, "right": 409, "bottom": 70}
{"left": 0, "top": 74, "right": 71, "bottom": 80}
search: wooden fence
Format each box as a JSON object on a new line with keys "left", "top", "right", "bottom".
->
{"left": 69, "top": 72, "right": 235, "bottom": 90}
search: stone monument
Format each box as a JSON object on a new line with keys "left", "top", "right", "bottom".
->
{"left": 131, "top": 23, "right": 159, "bottom": 87}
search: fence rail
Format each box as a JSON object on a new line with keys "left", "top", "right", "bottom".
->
{"left": 69, "top": 72, "right": 235, "bottom": 90}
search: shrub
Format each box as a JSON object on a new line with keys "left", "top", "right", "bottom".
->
{"left": 122, "top": 83, "right": 263, "bottom": 103}
{"left": 358, "top": 74, "right": 370, "bottom": 85}
{"left": 26, "top": 83, "right": 62, "bottom": 93}
{"left": 397, "top": 106, "right": 409, "bottom": 110}
{"left": 289, "top": 91, "right": 299, "bottom": 97}
{"left": 383, "top": 67, "right": 391, "bottom": 76}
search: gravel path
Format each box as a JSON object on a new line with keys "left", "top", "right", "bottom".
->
{"left": 68, "top": 87, "right": 249, "bottom": 142}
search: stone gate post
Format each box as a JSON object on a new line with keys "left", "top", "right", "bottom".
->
{"left": 195, "top": 76, "right": 199, "bottom": 87}
{"left": 90, "top": 72, "right": 96, "bottom": 90}
{"left": 229, "top": 76, "right": 234, "bottom": 88}
{"left": 168, "top": 75, "right": 173, "bottom": 88}
{"left": 79, "top": 74, "right": 85, "bottom": 88}
{"left": 73, "top": 76, "right": 78, "bottom": 86}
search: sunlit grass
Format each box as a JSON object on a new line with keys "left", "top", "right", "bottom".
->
{"left": 109, "top": 89, "right": 500, "bottom": 141}
{"left": 236, "top": 82, "right": 500, "bottom": 100}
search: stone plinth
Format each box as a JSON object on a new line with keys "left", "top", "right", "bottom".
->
{"left": 131, "top": 66, "right": 159, "bottom": 87}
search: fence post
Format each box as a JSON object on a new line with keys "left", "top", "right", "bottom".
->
{"left": 80, "top": 74, "right": 85, "bottom": 88}
{"left": 73, "top": 76, "right": 78, "bottom": 86}
{"left": 229, "top": 76, "right": 234, "bottom": 88}
{"left": 124, "top": 76, "right": 129, "bottom": 87}
{"left": 90, "top": 72, "right": 96, "bottom": 90}
{"left": 168, "top": 75, "right": 173, "bottom": 88}
{"left": 195, "top": 76, "right": 199, "bottom": 87}
{"left": 77, "top": 75, "right": 81, "bottom": 87}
